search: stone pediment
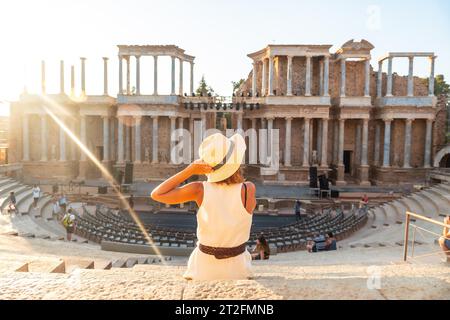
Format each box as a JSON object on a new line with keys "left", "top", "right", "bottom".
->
{"left": 336, "top": 39, "right": 374, "bottom": 57}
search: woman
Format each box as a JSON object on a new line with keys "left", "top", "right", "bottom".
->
{"left": 252, "top": 235, "right": 270, "bottom": 260}
{"left": 151, "top": 133, "right": 256, "bottom": 280}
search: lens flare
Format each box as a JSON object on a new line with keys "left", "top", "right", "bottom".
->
{"left": 41, "top": 95, "right": 166, "bottom": 264}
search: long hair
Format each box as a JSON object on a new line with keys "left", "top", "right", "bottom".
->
{"left": 214, "top": 166, "right": 245, "bottom": 185}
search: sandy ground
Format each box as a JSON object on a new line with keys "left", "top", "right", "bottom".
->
{"left": 0, "top": 234, "right": 448, "bottom": 300}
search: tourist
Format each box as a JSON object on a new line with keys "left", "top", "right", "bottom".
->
{"left": 7, "top": 191, "right": 17, "bottom": 214}
{"left": 325, "top": 232, "right": 337, "bottom": 251}
{"left": 62, "top": 208, "right": 76, "bottom": 241}
{"left": 151, "top": 133, "right": 255, "bottom": 280}
{"left": 438, "top": 216, "right": 450, "bottom": 260}
{"left": 32, "top": 184, "right": 40, "bottom": 208}
{"left": 294, "top": 200, "right": 302, "bottom": 221}
{"left": 59, "top": 193, "right": 68, "bottom": 214}
{"left": 251, "top": 235, "right": 270, "bottom": 260}
{"left": 306, "top": 234, "right": 327, "bottom": 253}
{"left": 52, "top": 197, "right": 61, "bottom": 217}
{"left": 128, "top": 194, "right": 135, "bottom": 210}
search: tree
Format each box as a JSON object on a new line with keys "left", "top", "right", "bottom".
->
{"left": 231, "top": 79, "right": 245, "bottom": 95}
{"left": 195, "top": 75, "right": 215, "bottom": 96}
{"left": 433, "top": 74, "right": 450, "bottom": 96}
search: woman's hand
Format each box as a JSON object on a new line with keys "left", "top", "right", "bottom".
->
{"left": 186, "top": 160, "right": 214, "bottom": 176}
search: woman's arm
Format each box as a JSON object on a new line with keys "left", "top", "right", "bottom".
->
{"left": 151, "top": 160, "right": 213, "bottom": 207}
{"left": 242, "top": 181, "right": 257, "bottom": 214}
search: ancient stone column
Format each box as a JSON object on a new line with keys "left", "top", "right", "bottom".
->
{"left": 179, "top": 59, "right": 184, "bottom": 96}
{"left": 364, "top": 59, "right": 371, "bottom": 97}
{"left": 118, "top": 56, "right": 123, "bottom": 95}
{"left": 303, "top": 118, "right": 311, "bottom": 167}
{"left": 134, "top": 116, "right": 141, "bottom": 163}
{"left": 117, "top": 117, "right": 124, "bottom": 164}
{"left": 170, "top": 116, "right": 176, "bottom": 163}
{"left": 386, "top": 57, "right": 393, "bottom": 97}
{"left": 323, "top": 56, "right": 330, "bottom": 97}
{"left": 40, "top": 115, "right": 47, "bottom": 161}
{"left": 355, "top": 122, "right": 362, "bottom": 165}
{"left": 267, "top": 117, "right": 274, "bottom": 158}
{"left": 152, "top": 116, "right": 159, "bottom": 164}
{"left": 189, "top": 117, "right": 195, "bottom": 161}
{"left": 59, "top": 121, "right": 66, "bottom": 161}
{"left": 154, "top": 56, "right": 158, "bottom": 95}
{"left": 70, "top": 65, "right": 75, "bottom": 97}
{"left": 374, "top": 122, "right": 381, "bottom": 166}
{"left": 403, "top": 119, "right": 413, "bottom": 168}
{"left": 60, "top": 60, "right": 65, "bottom": 94}
{"left": 317, "top": 120, "right": 322, "bottom": 160}
{"left": 361, "top": 119, "right": 369, "bottom": 166}
{"left": 377, "top": 61, "right": 383, "bottom": 98}
{"left": 260, "top": 118, "right": 267, "bottom": 164}
{"left": 237, "top": 113, "right": 243, "bottom": 131}
{"left": 424, "top": 119, "right": 433, "bottom": 168}
{"left": 125, "top": 118, "right": 131, "bottom": 162}
{"left": 252, "top": 62, "right": 257, "bottom": 96}
{"left": 249, "top": 118, "right": 257, "bottom": 164}
{"left": 382, "top": 119, "right": 392, "bottom": 167}
{"left": 125, "top": 56, "right": 131, "bottom": 95}
{"left": 429, "top": 56, "right": 435, "bottom": 96}
{"left": 103, "top": 57, "right": 109, "bottom": 96}
{"left": 80, "top": 115, "right": 87, "bottom": 161}
{"left": 103, "top": 116, "right": 110, "bottom": 161}
{"left": 268, "top": 57, "right": 274, "bottom": 96}
{"left": 261, "top": 59, "right": 267, "bottom": 96}
{"left": 171, "top": 56, "right": 176, "bottom": 95}
{"left": 201, "top": 113, "right": 206, "bottom": 139}
{"left": 71, "top": 122, "right": 77, "bottom": 161}
{"left": 178, "top": 117, "right": 184, "bottom": 129}
{"left": 340, "top": 58, "right": 346, "bottom": 97}
{"left": 110, "top": 118, "right": 115, "bottom": 161}
{"left": 41, "top": 60, "right": 46, "bottom": 94}
{"left": 285, "top": 117, "right": 292, "bottom": 166}
{"left": 321, "top": 119, "right": 328, "bottom": 167}
{"left": 338, "top": 119, "right": 345, "bottom": 166}
{"left": 22, "top": 115, "right": 30, "bottom": 161}
{"left": 190, "top": 61, "right": 194, "bottom": 95}
{"left": 305, "top": 55, "right": 312, "bottom": 96}
{"left": 286, "top": 56, "right": 293, "bottom": 96}
{"left": 407, "top": 56, "right": 414, "bottom": 97}
{"left": 135, "top": 55, "right": 141, "bottom": 95}
{"left": 319, "top": 59, "right": 324, "bottom": 96}
{"left": 80, "top": 57, "right": 86, "bottom": 96}
{"left": 333, "top": 120, "right": 339, "bottom": 164}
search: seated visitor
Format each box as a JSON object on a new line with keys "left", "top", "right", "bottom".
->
{"left": 306, "top": 234, "right": 327, "bottom": 253}
{"left": 294, "top": 200, "right": 302, "bottom": 221}
{"left": 7, "top": 192, "right": 17, "bottom": 214}
{"left": 325, "top": 232, "right": 337, "bottom": 251}
{"left": 151, "top": 133, "right": 256, "bottom": 281}
{"left": 251, "top": 235, "right": 270, "bottom": 260}
{"left": 59, "top": 194, "right": 68, "bottom": 214}
{"left": 438, "top": 216, "right": 450, "bottom": 261}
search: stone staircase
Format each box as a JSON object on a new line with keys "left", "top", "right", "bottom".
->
{"left": 341, "top": 182, "right": 450, "bottom": 249}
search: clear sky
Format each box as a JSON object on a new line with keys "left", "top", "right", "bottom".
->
{"left": 0, "top": 0, "right": 449, "bottom": 115}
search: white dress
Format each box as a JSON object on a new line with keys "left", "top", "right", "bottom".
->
{"left": 183, "top": 182, "right": 253, "bottom": 280}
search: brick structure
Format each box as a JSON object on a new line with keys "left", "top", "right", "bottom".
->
{"left": 8, "top": 40, "right": 448, "bottom": 186}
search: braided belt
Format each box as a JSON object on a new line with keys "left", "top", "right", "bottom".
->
{"left": 199, "top": 243, "right": 247, "bottom": 260}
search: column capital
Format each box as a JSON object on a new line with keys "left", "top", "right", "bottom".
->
{"left": 134, "top": 115, "right": 142, "bottom": 121}
{"left": 383, "top": 118, "right": 393, "bottom": 123}
{"left": 285, "top": 116, "right": 293, "bottom": 121}
{"left": 80, "top": 57, "right": 87, "bottom": 61}
{"left": 169, "top": 116, "right": 177, "bottom": 121}
{"left": 408, "top": 56, "right": 414, "bottom": 62}
{"left": 405, "top": 118, "right": 414, "bottom": 124}
{"left": 103, "top": 57, "right": 109, "bottom": 61}
{"left": 152, "top": 115, "right": 159, "bottom": 120}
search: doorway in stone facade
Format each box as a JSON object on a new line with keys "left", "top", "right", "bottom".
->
{"left": 344, "top": 150, "right": 352, "bottom": 174}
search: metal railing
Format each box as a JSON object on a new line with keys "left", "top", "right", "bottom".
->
{"left": 403, "top": 211, "right": 450, "bottom": 261}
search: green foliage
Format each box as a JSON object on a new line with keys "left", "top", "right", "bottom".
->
{"left": 231, "top": 79, "right": 245, "bottom": 94}
{"left": 433, "top": 74, "right": 450, "bottom": 95}
{"left": 195, "top": 75, "right": 215, "bottom": 96}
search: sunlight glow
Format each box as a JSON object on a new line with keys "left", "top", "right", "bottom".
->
{"left": 41, "top": 95, "right": 166, "bottom": 264}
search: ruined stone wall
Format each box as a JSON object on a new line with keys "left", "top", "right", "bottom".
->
{"left": 432, "top": 94, "right": 449, "bottom": 157}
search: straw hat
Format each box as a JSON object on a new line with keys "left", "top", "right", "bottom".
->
{"left": 198, "top": 132, "right": 246, "bottom": 183}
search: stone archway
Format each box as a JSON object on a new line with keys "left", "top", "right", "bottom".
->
{"left": 434, "top": 146, "right": 450, "bottom": 167}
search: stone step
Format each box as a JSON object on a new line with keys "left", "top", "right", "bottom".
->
{"left": 64, "top": 258, "right": 95, "bottom": 273}
{"left": 27, "top": 259, "right": 66, "bottom": 273}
